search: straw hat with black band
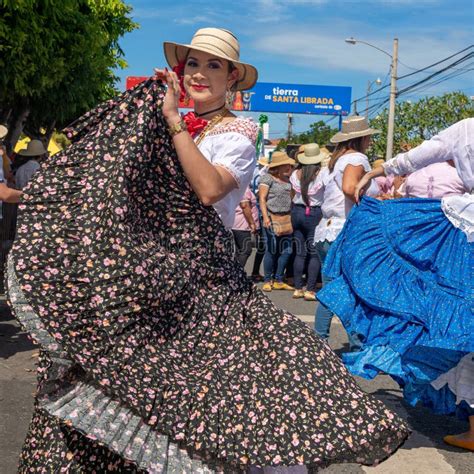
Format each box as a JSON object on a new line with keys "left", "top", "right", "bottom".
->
{"left": 164, "top": 28, "right": 258, "bottom": 91}
{"left": 297, "top": 143, "right": 331, "bottom": 165}
{"left": 266, "top": 151, "right": 295, "bottom": 169}
{"left": 330, "top": 116, "right": 380, "bottom": 144}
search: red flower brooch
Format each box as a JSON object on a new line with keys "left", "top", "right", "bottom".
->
{"left": 182, "top": 112, "right": 208, "bottom": 137}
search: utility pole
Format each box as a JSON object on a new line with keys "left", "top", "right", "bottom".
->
{"left": 345, "top": 37, "right": 398, "bottom": 159}
{"left": 386, "top": 38, "right": 398, "bottom": 161}
{"left": 287, "top": 113, "right": 293, "bottom": 141}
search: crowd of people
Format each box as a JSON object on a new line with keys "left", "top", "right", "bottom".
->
{"left": 231, "top": 115, "right": 469, "bottom": 311}
{"left": 1, "top": 25, "right": 472, "bottom": 473}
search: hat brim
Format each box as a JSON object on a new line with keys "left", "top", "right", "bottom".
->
{"left": 0, "top": 125, "right": 7, "bottom": 139}
{"left": 257, "top": 158, "right": 269, "bottom": 166}
{"left": 18, "top": 148, "right": 47, "bottom": 157}
{"left": 267, "top": 158, "right": 296, "bottom": 168}
{"left": 163, "top": 42, "right": 258, "bottom": 91}
{"left": 297, "top": 151, "right": 330, "bottom": 165}
{"left": 330, "top": 128, "right": 380, "bottom": 144}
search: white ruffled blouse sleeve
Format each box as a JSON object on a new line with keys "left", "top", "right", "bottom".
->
{"left": 210, "top": 132, "right": 256, "bottom": 189}
{"left": 196, "top": 117, "right": 258, "bottom": 228}
{"left": 383, "top": 118, "right": 474, "bottom": 192}
{"left": 335, "top": 153, "right": 371, "bottom": 188}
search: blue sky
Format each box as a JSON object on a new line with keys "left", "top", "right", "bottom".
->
{"left": 118, "top": 0, "right": 474, "bottom": 137}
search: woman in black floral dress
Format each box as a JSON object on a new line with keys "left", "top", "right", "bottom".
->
{"left": 8, "top": 28, "right": 409, "bottom": 473}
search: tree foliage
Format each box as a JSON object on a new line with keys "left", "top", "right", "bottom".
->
{"left": 0, "top": 0, "right": 137, "bottom": 150}
{"left": 277, "top": 120, "right": 339, "bottom": 151}
{"left": 369, "top": 92, "right": 474, "bottom": 157}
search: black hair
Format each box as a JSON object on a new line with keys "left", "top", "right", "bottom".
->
{"left": 300, "top": 164, "right": 321, "bottom": 206}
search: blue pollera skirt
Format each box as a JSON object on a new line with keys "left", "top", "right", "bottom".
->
{"left": 318, "top": 197, "right": 474, "bottom": 419}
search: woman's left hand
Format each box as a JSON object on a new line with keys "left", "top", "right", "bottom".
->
{"left": 154, "top": 68, "right": 182, "bottom": 123}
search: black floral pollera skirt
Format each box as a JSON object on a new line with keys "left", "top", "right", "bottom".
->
{"left": 8, "top": 79, "right": 409, "bottom": 473}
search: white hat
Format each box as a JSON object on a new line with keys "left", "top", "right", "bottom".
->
{"left": 0, "top": 124, "right": 7, "bottom": 139}
{"left": 164, "top": 28, "right": 258, "bottom": 91}
{"left": 331, "top": 116, "right": 380, "bottom": 144}
{"left": 17, "top": 139, "right": 47, "bottom": 157}
{"left": 297, "top": 143, "right": 330, "bottom": 165}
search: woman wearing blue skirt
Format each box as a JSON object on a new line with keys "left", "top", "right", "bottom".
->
{"left": 318, "top": 118, "right": 473, "bottom": 450}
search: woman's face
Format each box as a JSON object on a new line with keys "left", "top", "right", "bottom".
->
{"left": 276, "top": 164, "right": 293, "bottom": 179}
{"left": 183, "top": 50, "right": 239, "bottom": 105}
{"left": 361, "top": 135, "right": 372, "bottom": 151}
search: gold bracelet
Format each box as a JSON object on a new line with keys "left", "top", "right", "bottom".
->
{"left": 168, "top": 119, "right": 188, "bottom": 137}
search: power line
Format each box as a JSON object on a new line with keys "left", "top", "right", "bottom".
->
{"left": 397, "top": 45, "right": 474, "bottom": 78}
{"left": 399, "top": 66, "right": 474, "bottom": 96}
{"left": 350, "top": 45, "right": 473, "bottom": 107}
{"left": 402, "top": 86, "right": 474, "bottom": 99}
{"left": 364, "top": 59, "right": 473, "bottom": 119}
{"left": 397, "top": 52, "right": 474, "bottom": 96}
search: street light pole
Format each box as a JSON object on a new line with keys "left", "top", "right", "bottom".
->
{"left": 386, "top": 38, "right": 398, "bottom": 161}
{"left": 345, "top": 37, "right": 399, "bottom": 160}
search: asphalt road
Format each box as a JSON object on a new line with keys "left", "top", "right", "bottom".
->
{"left": 0, "top": 288, "right": 471, "bottom": 473}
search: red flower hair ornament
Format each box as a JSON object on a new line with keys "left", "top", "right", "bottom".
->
{"left": 172, "top": 61, "right": 187, "bottom": 103}
{"left": 172, "top": 61, "right": 208, "bottom": 137}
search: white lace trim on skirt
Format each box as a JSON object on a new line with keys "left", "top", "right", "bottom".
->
{"left": 430, "top": 353, "right": 474, "bottom": 407}
{"left": 441, "top": 193, "right": 474, "bottom": 242}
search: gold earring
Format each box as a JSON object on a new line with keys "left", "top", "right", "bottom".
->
{"left": 225, "top": 90, "right": 235, "bottom": 109}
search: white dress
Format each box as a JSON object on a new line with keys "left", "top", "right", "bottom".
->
{"left": 314, "top": 152, "right": 379, "bottom": 243}
{"left": 384, "top": 118, "right": 474, "bottom": 241}
{"left": 197, "top": 117, "right": 258, "bottom": 229}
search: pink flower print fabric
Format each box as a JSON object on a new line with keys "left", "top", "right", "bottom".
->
{"left": 10, "top": 79, "right": 409, "bottom": 472}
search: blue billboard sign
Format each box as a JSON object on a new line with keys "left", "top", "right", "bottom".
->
{"left": 236, "top": 82, "right": 352, "bottom": 116}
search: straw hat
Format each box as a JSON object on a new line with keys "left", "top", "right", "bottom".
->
{"left": 297, "top": 143, "right": 330, "bottom": 165}
{"left": 321, "top": 156, "right": 331, "bottom": 168}
{"left": 372, "top": 158, "right": 385, "bottom": 169}
{"left": 164, "top": 28, "right": 258, "bottom": 91}
{"left": 267, "top": 151, "right": 295, "bottom": 169}
{"left": 0, "top": 124, "right": 7, "bottom": 139}
{"left": 17, "top": 139, "right": 47, "bottom": 157}
{"left": 330, "top": 116, "right": 380, "bottom": 144}
{"left": 257, "top": 156, "right": 269, "bottom": 166}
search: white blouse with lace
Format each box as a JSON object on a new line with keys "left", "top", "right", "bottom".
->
{"left": 197, "top": 117, "right": 258, "bottom": 229}
{"left": 383, "top": 118, "right": 474, "bottom": 241}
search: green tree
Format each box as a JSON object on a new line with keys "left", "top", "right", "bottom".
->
{"left": 0, "top": 0, "right": 137, "bottom": 152}
{"left": 369, "top": 92, "right": 474, "bottom": 157}
{"left": 277, "top": 120, "right": 339, "bottom": 151}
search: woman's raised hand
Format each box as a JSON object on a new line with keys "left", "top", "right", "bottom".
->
{"left": 355, "top": 166, "right": 386, "bottom": 204}
{"left": 154, "top": 68, "right": 181, "bottom": 123}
